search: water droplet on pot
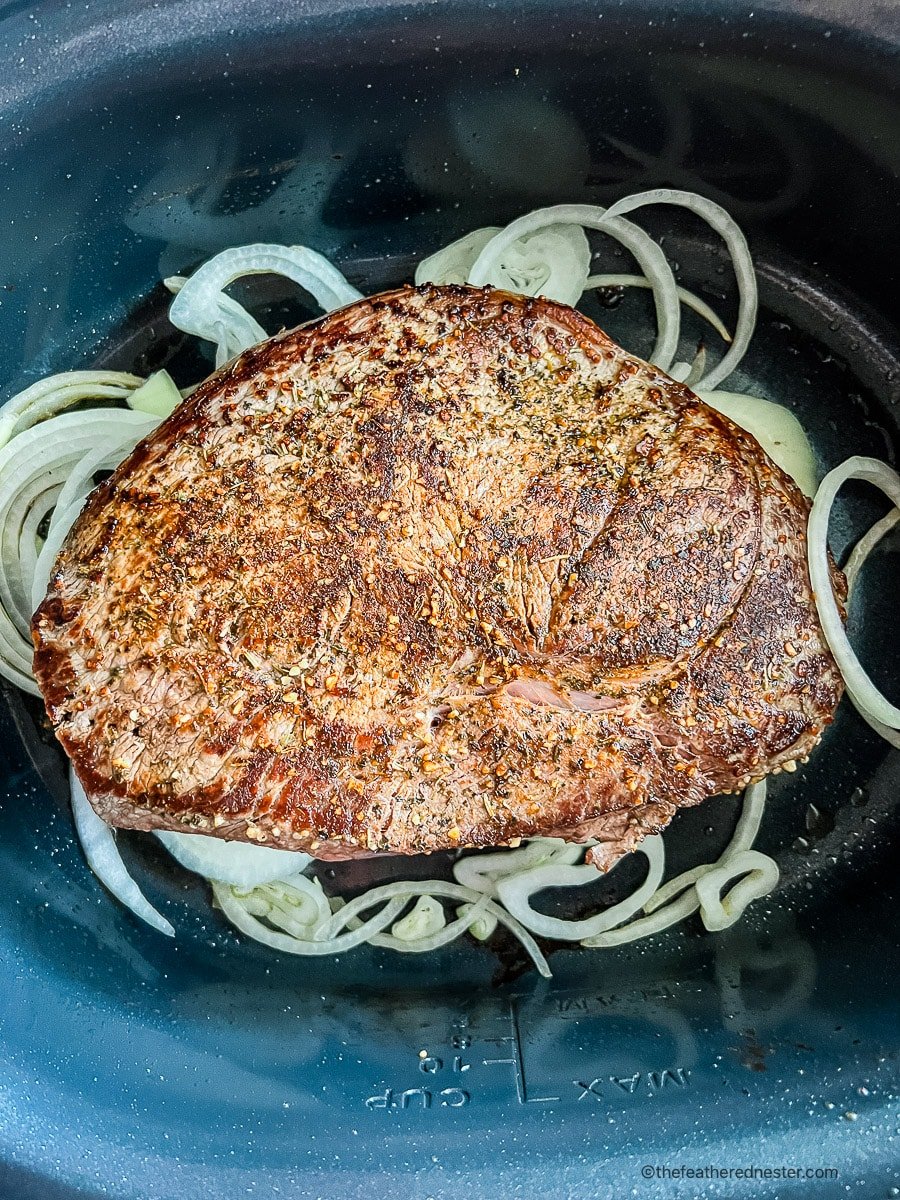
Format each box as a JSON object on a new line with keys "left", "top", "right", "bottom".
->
{"left": 805, "top": 804, "right": 834, "bottom": 838}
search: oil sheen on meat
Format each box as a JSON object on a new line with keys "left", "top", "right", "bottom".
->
{"left": 32, "top": 285, "right": 844, "bottom": 870}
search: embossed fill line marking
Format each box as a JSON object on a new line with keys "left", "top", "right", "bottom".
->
{"left": 574, "top": 1068, "right": 691, "bottom": 1102}
{"left": 482, "top": 998, "right": 559, "bottom": 1104}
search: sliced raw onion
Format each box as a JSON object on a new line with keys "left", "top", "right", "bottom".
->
{"left": 467, "top": 203, "right": 681, "bottom": 369}
{"left": 452, "top": 836, "right": 586, "bottom": 896}
{"left": 388, "top": 894, "right": 446, "bottom": 942}
{"left": 602, "top": 188, "right": 757, "bottom": 390}
{"left": 0, "top": 409, "right": 158, "bottom": 689}
{"left": 317, "top": 880, "right": 548, "bottom": 973}
{"left": 365, "top": 908, "right": 488, "bottom": 954}
{"left": 127, "top": 369, "right": 182, "bottom": 418}
{"left": 415, "top": 227, "right": 500, "bottom": 288}
{"left": 852, "top": 710, "right": 900, "bottom": 750}
{"left": 494, "top": 835, "right": 665, "bottom": 941}
{"left": 683, "top": 345, "right": 708, "bottom": 389}
{"left": 255, "top": 878, "right": 333, "bottom": 931}
{"left": 49, "top": 431, "right": 148, "bottom": 530}
{"left": 213, "top": 882, "right": 406, "bottom": 956}
{"left": 3, "top": 472, "right": 70, "bottom": 622}
{"left": 500, "top": 225, "right": 591, "bottom": 306}
{"left": 466, "top": 189, "right": 757, "bottom": 385}
{"left": 31, "top": 499, "right": 93, "bottom": 613}
{"left": 0, "top": 370, "right": 143, "bottom": 450}
{"left": 695, "top": 850, "right": 780, "bottom": 932}
{"left": 168, "top": 244, "right": 364, "bottom": 367}
{"left": 17, "top": 483, "right": 61, "bottom": 602}
{"left": 426, "top": 223, "right": 591, "bottom": 306}
{"left": 154, "top": 830, "right": 311, "bottom": 886}
{"left": 581, "top": 888, "right": 701, "bottom": 948}
{"left": 698, "top": 389, "right": 817, "bottom": 497}
{"left": 845, "top": 508, "right": 900, "bottom": 597}
{"left": 583, "top": 273, "right": 732, "bottom": 343}
{"left": 839, "top": 501, "right": 900, "bottom": 749}
{"left": 235, "top": 873, "right": 332, "bottom": 938}
{"left": 454, "top": 901, "right": 498, "bottom": 942}
{"left": 1, "top": 417, "right": 159, "bottom": 620}
{"left": 364, "top": 895, "right": 493, "bottom": 954}
{"left": 644, "top": 781, "right": 767, "bottom": 914}
{"left": 0, "top": 628, "right": 39, "bottom": 693}
{"left": 165, "top": 275, "right": 266, "bottom": 365}
{"left": 808, "top": 456, "right": 900, "bottom": 736}
{"left": 582, "top": 781, "right": 771, "bottom": 946}
{"left": 70, "top": 768, "right": 174, "bottom": 936}
{"left": 216, "top": 878, "right": 550, "bottom": 976}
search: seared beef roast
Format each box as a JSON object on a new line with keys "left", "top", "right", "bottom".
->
{"left": 33, "top": 285, "right": 843, "bottom": 869}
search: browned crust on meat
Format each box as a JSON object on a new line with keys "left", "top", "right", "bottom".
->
{"left": 31, "top": 284, "right": 844, "bottom": 865}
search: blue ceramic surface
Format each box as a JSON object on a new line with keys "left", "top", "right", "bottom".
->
{"left": 0, "top": 3, "right": 898, "bottom": 1197}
